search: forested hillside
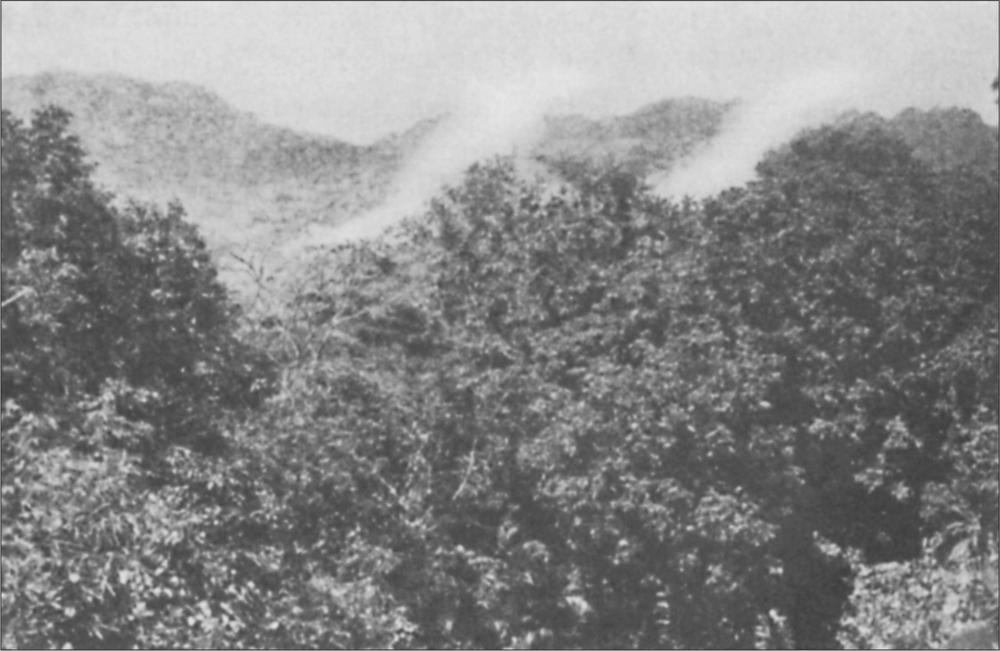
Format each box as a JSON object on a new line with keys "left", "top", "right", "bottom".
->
{"left": 535, "top": 97, "right": 734, "bottom": 177}
{"left": 0, "top": 73, "right": 734, "bottom": 288}
{"left": 0, "top": 72, "right": 408, "bottom": 268}
{"left": 1, "top": 94, "right": 997, "bottom": 650}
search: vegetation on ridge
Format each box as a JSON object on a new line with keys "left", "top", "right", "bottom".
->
{"left": 1, "top": 92, "right": 997, "bottom": 649}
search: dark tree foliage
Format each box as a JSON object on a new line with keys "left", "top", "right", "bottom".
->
{"left": 1, "top": 107, "right": 273, "bottom": 648}
{"left": 1, "top": 107, "right": 270, "bottom": 448}
{"left": 696, "top": 122, "right": 998, "bottom": 646}
{"left": 1, "top": 104, "right": 996, "bottom": 649}
{"left": 230, "top": 120, "right": 994, "bottom": 648}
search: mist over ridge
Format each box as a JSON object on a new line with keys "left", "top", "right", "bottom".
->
{"left": 2, "top": 68, "right": 996, "bottom": 283}
{"left": 2, "top": 5, "right": 998, "bottom": 647}
{"left": 1, "top": 70, "right": 732, "bottom": 265}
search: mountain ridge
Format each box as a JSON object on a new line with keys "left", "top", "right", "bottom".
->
{"left": 0, "top": 72, "right": 735, "bottom": 276}
{"left": 4, "top": 71, "right": 994, "bottom": 294}
{"left": 2, "top": 71, "right": 401, "bottom": 271}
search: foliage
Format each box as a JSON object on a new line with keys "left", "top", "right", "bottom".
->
{"left": 838, "top": 549, "right": 997, "bottom": 649}
{"left": 1, "top": 106, "right": 271, "bottom": 447}
{"left": 2, "top": 103, "right": 997, "bottom": 649}
{"left": 1, "top": 106, "right": 273, "bottom": 648}
{"left": 241, "top": 121, "right": 995, "bottom": 647}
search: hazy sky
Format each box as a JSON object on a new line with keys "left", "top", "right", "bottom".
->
{"left": 3, "top": 1, "right": 998, "bottom": 142}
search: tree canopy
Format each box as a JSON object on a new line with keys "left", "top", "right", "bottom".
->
{"left": 1, "top": 105, "right": 996, "bottom": 649}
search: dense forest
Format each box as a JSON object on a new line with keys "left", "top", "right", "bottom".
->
{"left": 1, "top": 97, "right": 997, "bottom": 649}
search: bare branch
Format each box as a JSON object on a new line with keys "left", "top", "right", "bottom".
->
{"left": 1, "top": 289, "right": 30, "bottom": 310}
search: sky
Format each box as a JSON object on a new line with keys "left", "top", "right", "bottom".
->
{"left": 3, "top": 1, "right": 998, "bottom": 143}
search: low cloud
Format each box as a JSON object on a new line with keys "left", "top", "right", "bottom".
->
{"left": 653, "top": 68, "right": 868, "bottom": 199}
{"left": 305, "top": 66, "right": 592, "bottom": 246}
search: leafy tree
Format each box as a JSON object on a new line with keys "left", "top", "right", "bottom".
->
{"left": 2, "top": 106, "right": 272, "bottom": 648}
{"left": 1, "top": 107, "right": 270, "bottom": 451}
{"left": 264, "top": 123, "right": 996, "bottom": 647}
{"left": 3, "top": 102, "right": 996, "bottom": 649}
{"left": 691, "top": 119, "right": 998, "bottom": 645}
